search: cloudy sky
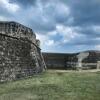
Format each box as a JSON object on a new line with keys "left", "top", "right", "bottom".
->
{"left": 0, "top": 0, "right": 100, "bottom": 53}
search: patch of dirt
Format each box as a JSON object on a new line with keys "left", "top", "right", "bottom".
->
{"left": 48, "top": 69, "right": 100, "bottom": 73}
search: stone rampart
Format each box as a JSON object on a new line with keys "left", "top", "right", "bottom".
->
{"left": 0, "top": 21, "right": 46, "bottom": 82}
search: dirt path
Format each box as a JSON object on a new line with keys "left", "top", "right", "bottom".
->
{"left": 48, "top": 69, "right": 100, "bottom": 73}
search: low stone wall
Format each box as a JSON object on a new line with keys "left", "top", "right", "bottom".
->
{"left": 43, "top": 52, "right": 100, "bottom": 70}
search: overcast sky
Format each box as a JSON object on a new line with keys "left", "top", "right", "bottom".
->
{"left": 0, "top": 0, "right": 100, "bottom": 53}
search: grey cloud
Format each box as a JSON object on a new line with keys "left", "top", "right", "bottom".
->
{"left": 67, "top": 0, "right": 100, "bottom": 26}
{"left": 10, "top": 0, "right": 37, "bottom": 8}
{"left": 72, "top": 39, "right": 100, "bottom": 46}
{"left": 0, "top": 8, "right": 11, "bottom": 17}
{"left": 63, "top": 35, "right": 100, "bottom": 46}
{"left": 21, "top": 0, "right": 70, "bottom": 33}
{"left": 0, "top": 6, "right": 16, "bottom": 20}
{"left": 0, "top": 0, "right": 100, "bottom": 50}
{"left": 29, "top": 19, "right": 56, "bottom": 33}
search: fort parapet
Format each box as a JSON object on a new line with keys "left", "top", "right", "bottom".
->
{"left": 0, "top": 21, "right": 37, "bottom": 44}
{"left": 0, "top": 21, "right": 46, "bottom": 82}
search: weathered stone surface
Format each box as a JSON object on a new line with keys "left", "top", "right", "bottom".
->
{"left": 0, "top": 21, "right": 46, "bottom": 82}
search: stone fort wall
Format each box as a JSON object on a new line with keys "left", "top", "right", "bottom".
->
{"left": 43, "top": 51, "right": 100, "bottom": 70}
{"left": 0, "top": 21, "right": 45, "bottom": 82}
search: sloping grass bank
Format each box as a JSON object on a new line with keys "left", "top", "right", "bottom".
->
{"left": 0, "top": 70, "right": 100, "bottom": 100}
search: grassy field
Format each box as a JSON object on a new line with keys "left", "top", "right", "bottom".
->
{"left": 0, "top": 70, "right": 100, "bottom": 100}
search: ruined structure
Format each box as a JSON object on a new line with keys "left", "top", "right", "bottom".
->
{"left": 43, "top": 52, "right": 77, "bottom": 70}
{"left": 0, "top": 21, "right": 46, "bottom": 82}
{"left": 43, "top": 50, "right": 100, "bottom": 70}
{"left": 0, "top": 21, "right": 99, "bottom": 82}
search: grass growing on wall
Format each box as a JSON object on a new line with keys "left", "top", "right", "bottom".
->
{"left": 0, "top": 70, "right": 100, "bottom": 100}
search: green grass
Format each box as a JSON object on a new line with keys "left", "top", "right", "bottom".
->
{"left": 0, "top": 70, "right": 100, "bottom": 100}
